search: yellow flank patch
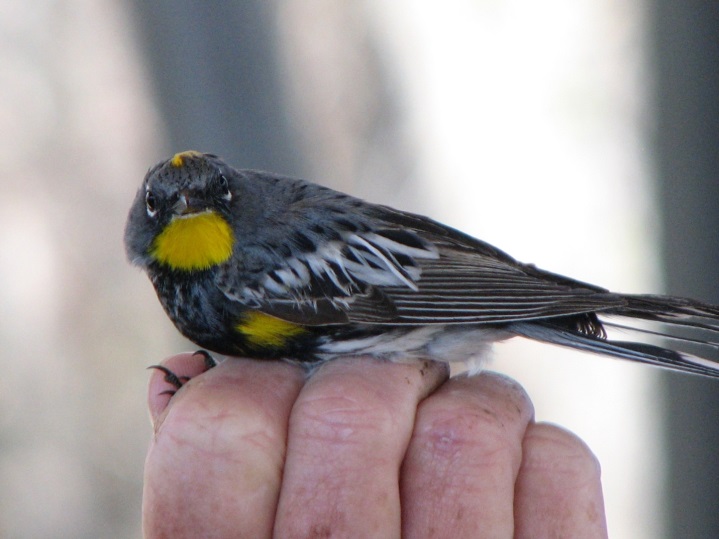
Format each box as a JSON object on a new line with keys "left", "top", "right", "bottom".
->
{"left": 151, "top": 211, "right": 234, "bottom": 270}
{"left": 236, "top": 312, "right": 307, "bottom": 348}
{"left": 170, "top": 150, "right": 204, "bottom": 167}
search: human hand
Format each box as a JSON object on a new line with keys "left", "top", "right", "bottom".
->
{"left": 142, "top": 354, "right": 607, "bottom": 538}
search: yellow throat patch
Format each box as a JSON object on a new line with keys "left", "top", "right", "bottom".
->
{"left": 236, "top": 312, "right": 307, "bottom": 348}
{"left": 152, "top": 211, "right": 234, "bottom": 270}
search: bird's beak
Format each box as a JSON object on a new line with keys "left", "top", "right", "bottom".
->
{"left": 173, "top": 191, "right": 206, "bottom": 215}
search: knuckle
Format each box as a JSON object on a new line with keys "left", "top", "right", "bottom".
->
{"left": 291, "top": 390, "right": 400, "bottom": 446}
{"left": 415, "top": 400, "right": 519, "bottom": 462}
{"left": 526, "top": 423, "right": 601, "bottom": 478}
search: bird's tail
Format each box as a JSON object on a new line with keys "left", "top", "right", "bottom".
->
{"left": 509, "top": 294, "right": 719, "bottom": 378}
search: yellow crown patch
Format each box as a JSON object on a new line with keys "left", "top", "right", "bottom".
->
{"left": 170, "top": 150, "right": 204, "bottom": 168}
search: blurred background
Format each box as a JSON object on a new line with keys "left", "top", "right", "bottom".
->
{"left": 1, "top": 1, "right": 717, "bottom": 537}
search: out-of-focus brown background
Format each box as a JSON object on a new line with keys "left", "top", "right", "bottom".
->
{"left": 1, "top": 1, "right": 717, "bottom": 537}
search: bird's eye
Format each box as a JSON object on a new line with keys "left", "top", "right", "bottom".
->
{"left": 145, "top": 190, "right": 158, "bottom": 216}
{"left": 218, "top": 175, "right": 231, "bottom": 201}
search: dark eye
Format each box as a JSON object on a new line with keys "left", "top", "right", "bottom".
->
{"left": 145, "top": 190, "right": 158, "bottom": 216}
{"left": 218, "top": 175, "right": 231, "bottom": 200}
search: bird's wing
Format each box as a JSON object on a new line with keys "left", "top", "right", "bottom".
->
{"left": 218, "top": 205, "right": 627, "bottom": 328}
{"left": 349, "top": 246, "right": 625, "bottom": 325}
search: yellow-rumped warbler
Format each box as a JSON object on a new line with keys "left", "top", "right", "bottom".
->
{"left": 125, "top": 150, "right": 719, "bottom": 377}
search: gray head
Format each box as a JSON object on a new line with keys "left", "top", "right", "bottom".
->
{"left": 124, "top": 151, "right": 248, "bottom": 270}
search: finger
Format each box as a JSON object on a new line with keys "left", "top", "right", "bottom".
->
{"left": 274, "top": 357, "right": 449, "bottom": 538}
{"left": 400, "top": 371, "right": 535, "bottom": 538}
{"left": 143, "top": 357, "right": 305, "bottom": 539}
{"left": 514, "top": 422, "right": 607, "bottom": 539}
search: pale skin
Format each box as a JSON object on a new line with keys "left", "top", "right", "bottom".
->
{"left": 143, "top": 354, "right": 608, "bottom": 538}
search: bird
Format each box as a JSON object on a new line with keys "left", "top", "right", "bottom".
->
{"left": 124, "top": 150, "right": 719, "bottom": 378}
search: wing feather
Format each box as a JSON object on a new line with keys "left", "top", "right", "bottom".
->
{"left": 220, "top": 206, "right": 627, "bottom": 326}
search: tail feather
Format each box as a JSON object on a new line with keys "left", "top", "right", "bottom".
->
{"left": 621, "top": 294, "right": 719, "bottom": 330}
{"left": 509, "top": 319, "right": 719, "bottom": 378}
{"left": 602, "top": 319, "right": 719, "bottom": 350}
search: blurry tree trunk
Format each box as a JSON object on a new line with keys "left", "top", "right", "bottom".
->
{"left": 651, "top": 1, "right": 719, "bottom": 537}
